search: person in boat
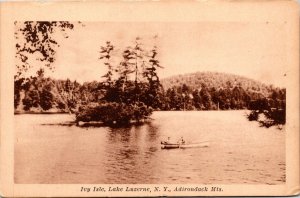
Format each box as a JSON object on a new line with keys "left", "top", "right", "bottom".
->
{"left": 161, "top": 137, "right": 171, "bottom": 144}
{"left": 166, "top": 137, "right": 171, "bottom": 144}
{"left": 179, "top": 137, "right": 185, "bottom": 144}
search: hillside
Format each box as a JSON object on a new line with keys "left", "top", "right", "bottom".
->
{"left": 159, "top": 71, "right": 285, "bottom": 111}
{"left": 161, "top": 71, "right": 272, "bottom": 96}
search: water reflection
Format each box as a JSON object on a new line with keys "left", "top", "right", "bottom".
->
{"left": 103, "top": 123, "right": 160, "bottom": 183}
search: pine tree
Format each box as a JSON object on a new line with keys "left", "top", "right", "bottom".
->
{"left": 143, "top": 43, "right": 163, "bottom": 109}
{"left": 99, "top": 41, "right": 115, "bottom": 87}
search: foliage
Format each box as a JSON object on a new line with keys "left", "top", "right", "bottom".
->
{"left": 14, "top": 72, "right": 286, "bottom": 117}
{"left": 22, "top": 89, "right": 40, "bottom": 111}
{"left": 161, "top": 72, "right": 270, "bottom": 96}
{"left": 14, "top": 21, "right": 75, "bottom": 78}
{"left": 247, "top": 89, "right": 286, "bottom": 128}
{"left": 247, "top": 110, "right": 259, "bottom": 121}
{"left": 75, "top": 102, "right": 153, "bottom": 126}
{"left": 14, "top": 21, "right": 87, "bottom": 114}
{"left": 14, "top": 77, "right": 24, "bottom": 108}
{"left": 99, "top": 41, "right": 115, "bottom": 87}
{"left": 14, "top": 77, "right": 105, "bottom": 113}
{"left": 160, "top": 72, "right": 286, "bottom": 111}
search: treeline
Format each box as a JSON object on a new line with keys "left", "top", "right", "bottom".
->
{"left": 14, "top": 73, "right": 105, "bottom": 113}
{"left": 14, "top": 71, "right": 286, "bottom": 113}
{"left": 162, "top": 72, "right": 272, "bottom": 97}
{"left": 160, "top": 72, "right": 285, "bottom": 111}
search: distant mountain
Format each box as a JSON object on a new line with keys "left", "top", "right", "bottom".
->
{"left": 161, "top": 71, "right": 273, "bottom": 96}
{"left": 158, "top": 71, "right": 286, "bottom": 111}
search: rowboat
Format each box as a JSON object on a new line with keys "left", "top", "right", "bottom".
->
{"left": 161, "top": 143, "right": 180, "bottom": 149}
{"left": 161, "top": 141, "right": 209, "bottom": 149}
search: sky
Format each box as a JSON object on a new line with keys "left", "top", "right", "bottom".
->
{"left": 24, "top": 21, "right": 288, "bottom": 87}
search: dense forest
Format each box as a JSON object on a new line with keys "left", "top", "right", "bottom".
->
{"left": 14, "top": 71, "right": 285, "bottom": 112}
{"left": 161, "top": 72, "right": 285, "bottom": 110}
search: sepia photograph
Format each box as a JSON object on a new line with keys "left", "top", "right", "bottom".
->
{"left": 14, "top": 21, "right": 286, "bottom": 184}
{"left": 0, "top": 1, "right": 299, "bottom": 197}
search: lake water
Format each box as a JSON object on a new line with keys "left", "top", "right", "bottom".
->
{"left": 14, "top": 111, "right": 285, "bottom": 184}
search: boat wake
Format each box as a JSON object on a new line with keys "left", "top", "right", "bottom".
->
{"left": 180, "top": 142, "right": 210, "bottom": 149}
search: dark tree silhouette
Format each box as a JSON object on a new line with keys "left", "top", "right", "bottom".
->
{"left": 99, "top": 41, "right": 115, "bottom": 87}
{"left": 15, "top": 21, "right": 75, "bottom": 78}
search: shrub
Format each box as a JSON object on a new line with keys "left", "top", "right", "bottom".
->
{"left": 247, "top": 108, "right": 285, "bottom": 128}
{"left": 247, "top": 110, "right": 259, "bottom": 121}
{"left": 40, "top": 89, "right": 54, "bottom": 110}
{"left": 263, "top": 108, "right": 285, "bottom": 125}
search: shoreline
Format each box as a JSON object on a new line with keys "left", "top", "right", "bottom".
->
{"left": 14, "top": 111, "right": 70, "bottom": 115}
{"left": 14, "top": 109, "right": 249, "bottom": 115}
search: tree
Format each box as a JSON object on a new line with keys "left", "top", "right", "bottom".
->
{"left": 40, "top": 87, "right": 54, "bottom": 111}
{"left": 200, "top": 84, "right": 212, "bottom": 110}
{"left": 142, "top": 41, "right": 164, "bottom": 109}
{"left": 166, "top": 87, "right": 182, "bottom": 110}
{"left": 22, "top": 90, "right": 40, "bottom": 111}
{"left": 132, "top": 37, "right": 144, "bottom": 87}
{"left": 15, "top": 21, "right": 75, "bottom": 78}
{"left": 192, "top": 89, "right": 202, "bottom": 110}
{"left": 118, "top": 47, "right": 135, "bottom": 89}
{"left": 120, "top": 37, "right": 146, "bottom": 103}
{"left": 14, "top": 78, "right": 24, "bottom": 109}
{"left": 99, "top": 41, "right": 115, "bottom": 87}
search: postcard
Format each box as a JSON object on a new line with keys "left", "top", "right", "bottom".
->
{"left": 0, "top": 0, "right": 299, "bottom": 197}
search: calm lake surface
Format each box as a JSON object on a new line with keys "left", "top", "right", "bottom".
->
{"left": 14, "top": 111, "right": 285, "bottom": 184}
